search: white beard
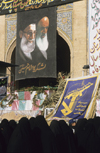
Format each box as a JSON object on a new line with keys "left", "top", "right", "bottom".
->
{"left": 36, "top": 34, "right": 49, "bottom": 51}
{"left": 20, "top": 35, "right": 35, "bottom": 60}
{"left": 36, "top": 34, "right": 49, "bottom": 60}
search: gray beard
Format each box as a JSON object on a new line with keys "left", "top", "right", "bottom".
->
{"left": 20, "top": 35, "right": 35, "bottom": 60}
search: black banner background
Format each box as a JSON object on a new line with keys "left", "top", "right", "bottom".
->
{"left": 15, "top": 7, "right": 57, "bottom": 80}
{"left": 0, "top": 0, "right": 81, "bottom": 15}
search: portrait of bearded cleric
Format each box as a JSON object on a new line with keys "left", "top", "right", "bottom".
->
{"left": 16, "top": 7, "right": 56, "bottom": 80}
{"left": 19, "top": 23, "right": 36, "bottom": 61}
{"left": 36, "top": 16, "right": 49, "bottom": 60}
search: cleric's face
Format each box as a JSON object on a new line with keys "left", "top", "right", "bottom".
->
{"left": 38, "top": 17, "right": 49, "bottom": 39}
{"left": 19, "top": 24, "right": 36, "bottom": 54}
{"left": 23, "top": 24, "right": 36, "bottom": 43}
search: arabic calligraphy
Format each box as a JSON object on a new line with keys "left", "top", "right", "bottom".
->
{"left": 25, "top": 2, "right": 42, "bottom": 10}
{"left": 91, "top": 0, "right": 100, "bottom": 29}
{"left": 73, "top": 101, "right": 88, "bottom": 115}
{"left": 90, "top": 55, "right": 100, "bottom": 73}
{"left": 90, "top": 29, "right": 100, "bottom": 53}
{"left": 13, "top": 0, "right": 29, "bottom": 9}
{"left": 18, "top": 63, "right": 46, "bottom": 75}
{"left": 90, "top": 27, "right": 100, "bottom": 74}
{"left": 0, "top": 0, "right": 54, "bottom": 13}
{"left": 76, "top": 104, "right": 87, "bottom": 108}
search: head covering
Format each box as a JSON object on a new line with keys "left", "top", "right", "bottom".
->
{"left": 17, "top": 10, "right": 37, "bottom": 31}
{"left": 9, "top": 120, "right": 17, "bottom": 132}
{"left": 50, "top": 119, "right": 67, "bottom": 153}
{"left": 29, "top": 117, "right": 35, "bottom": 130}
{"left": 0, "top": 119, "right": 12, "bottom": 150}
{"left": 7, "top": 117, "right": 32, "bottom": 153}
{"left": 93, "top": 116, "right": 100, "bottom": 131}
{"left": 83, "top": 119, "right": 97, "bottom": 153}
{"left": 59, "top": 120, "right": 77, "bottom": 153}
{"left": 32, "top": 115, "right": 58, "bottom": 153}
{"left": 0, "top": 128, "right": 6, "bottom": 153}
{"left": 17, "top": 8, "right": 50, "bottom": 32}
{"left": 75, "top": 118, "right": 96, "bottom": 153}
{"left": 75, "top": 118, "right": 87, "bottom": 134}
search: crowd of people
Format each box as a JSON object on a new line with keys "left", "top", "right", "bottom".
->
{"left": 0, "top": 115, "right": 100, "bottom": 153}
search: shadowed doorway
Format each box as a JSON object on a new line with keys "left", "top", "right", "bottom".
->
{"left": 57, "top": 32, "right": 70, "bottom": 75}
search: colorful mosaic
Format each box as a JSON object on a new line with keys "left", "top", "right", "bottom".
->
{"left": 57, "top": 3, "right": 73, "bottom": 10}
{"left": 5, "top": 14, "right": 17, "bottom": 52}
{"left": 57, "top": 4, "right": 73, "bottom": 42}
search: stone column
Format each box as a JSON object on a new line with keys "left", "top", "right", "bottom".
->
{"left": 73, "top": 0, "right": 87, "bottom": 78}
{"left": 0, "top": 15, "right": 5, "bottom": 61}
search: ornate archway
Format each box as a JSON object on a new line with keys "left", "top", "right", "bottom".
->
{"left": 5, "top": 38, "right": 16, "bottom": 83}
{"left": 57, "top": 28, "right": 73, "bottom": 77}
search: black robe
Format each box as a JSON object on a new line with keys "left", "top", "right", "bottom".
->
{"left": 31, "top": 115, "right": 58, "bottom": 153}
{"left": 9, "top": 119, "right": 17, "bottom": 132}
{"left": 29, "top": 117, "right": 35, "bottom": 130}
{"left": 59, "top": 120, "right": 77, "bottom": 153}
{"left": 6, "top": 117, "right": 32, "bottom": 153}
{"left": 50, "top": 120, "right": 67, "bottom": 153}
{"left": 0, "top": 119, "right": 12, "bottom": 153}
{"left": 75, "top": 118, "right": 97, "bottom": 153}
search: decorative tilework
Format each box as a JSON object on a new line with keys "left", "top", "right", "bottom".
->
{"left": 5, "top": 14, "right": 17, "bottom": 19}
{"left": 5, "top": 14, "right": 17, "bottom": 52}
{"left": 57, "top": 4, "right": 73, "bottom": 42}
{"left": 6, "top": 20, "right": 16, "bottom": 46}
{"left": 57, "top": 3, "right": 73, "bottom": 10}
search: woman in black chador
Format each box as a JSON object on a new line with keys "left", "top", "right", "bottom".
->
{"left": 31, "top": 115, "right": 58, "bottom": 153}
{"left": 50, "top": 119, "right": 77, "bottom": 153}
{"left": 9, "top": 119, "right": 17, "bottom": 132}
{"left": 0, "top": 119, "right": 12, "bottom": 153}
{"left": 50, "top": 120, "right": 65, "bottom": 153}
{"left": 74, "top": 118, "right": 98, "bottom": 153}
{"left": 6, "top": 117, "right": 32, "bottom": 153}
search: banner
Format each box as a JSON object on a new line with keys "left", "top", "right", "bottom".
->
{"left": 46, "top": 74, "right": 100, "bottom": 122}
{"left": 15, "top": 7, "right": 57, "bottom": 80}
{"left": 0, "top": 0, "right": 80, "bottom": 15}
{"left": 89, "top": 0, "right": 100, "bottom": 74}
{"left": 0, "top": 76, "right": 8, "bottom": 100}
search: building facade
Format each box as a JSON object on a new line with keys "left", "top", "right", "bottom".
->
{"left": 0, "top": 0, "right": 88, "bottom": 88}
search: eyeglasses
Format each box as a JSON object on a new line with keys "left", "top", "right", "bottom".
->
{"left": 23, "top": 30, "right": 36, "bottom": 36}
